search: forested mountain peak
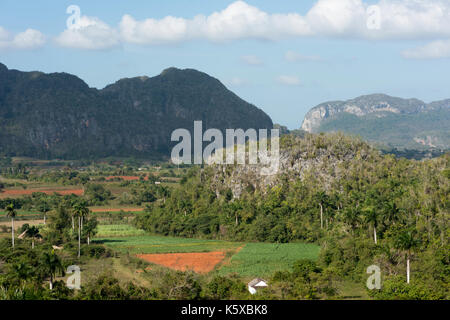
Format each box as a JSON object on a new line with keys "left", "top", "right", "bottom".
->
{"left": 301, "top": 93, "right": 450, "bottom": 152}
{"left": 0, "top": 63, "right": 272, "bottom": 159}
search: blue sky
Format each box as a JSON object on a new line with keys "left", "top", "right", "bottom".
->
{"left": 1, "top": 0, "right": 449, "bottom": 129}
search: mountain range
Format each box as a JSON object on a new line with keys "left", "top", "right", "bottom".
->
{"left": 301, "top": 94, "right": 450, "bottom": 152}
{"left": 0, "top": 63, "right": 272, "bottom": 159}
{"left": 1, "top": 62, "right": 448, "bottom": 161}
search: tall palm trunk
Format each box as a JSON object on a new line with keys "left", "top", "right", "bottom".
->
{"left": 78, "top": 216, "right": 81, "bottom": 258}
{"left": 49, "top": 276, "right": 53, "bottom": 290}
{"left": 72, "top": 216, "right": 74, "bottom": 231}
{"left": 373, "top": 225, "right": 377, "bottom": 244}
{"left": 11, "top": 217, "right": 15, "bottom": 248}
{"left": 319, "top": 203, "right": 323, "bottom": 229}
{"left": 44, "top": 214, "right": 46, "bottom": 225}
{"left": 32, "top": 239, "right": 35, "bottom": 249}
{"left": 406, "top": 255, "right": 410, "bottom": 284}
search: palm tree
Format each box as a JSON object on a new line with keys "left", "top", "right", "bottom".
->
{"left": 5, "top": 203, "right": 17, "bottom": 248}
{"left": 394, "top": 229, "right": 420, "bottom": 284}
{"left": 314, "top": 191, "right": 329, "bottom": 229}
{"left": 158, "top": 186, "right": 170, "bottom": 204}
{"left": 24, "top": 225, "right": 42, "bottom": 249}
{"left": 9, "top": 262, "right": 32, "bottom": 285}
{"left": 40, "top": 250, "right": 65, "bottom": 290}
{"left": 72, "top": 202, "right": 89, "bottom": 258}
{"left": 342, "top": 207, "right": 361, "bottom": 234}
{"left": 37, "top": 198, "right": 51, "bottom": 225}
{"left": 83, "top": 217, "right": 98, "bottom": 245}
{"left": 363, "top": 206, "right": 379, "bottom": 244}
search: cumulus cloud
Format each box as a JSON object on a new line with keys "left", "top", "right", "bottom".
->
{"left": 55, "top": 16, "right": 119, "bottom": 50}
{"left": 0, "top": 27, "right": 45, "bottom": 50}
{"left": 285, "top": 50, "right": 322, "bottom": 62}
{"left": 241, "top": 55, "right": 263, "bottom": 65}
{"left": 402, "top": 40, "right": 450, "bottom": 59}
{"left": 117, "top": 0, "right": 450, "bottom": 44}
{"left": 52, "top": 0, "right": 450, "bottom": 50}
{"left": 227, "top": 77, "right": 247, "bottom": 86}
{"left": 276, "top": 75, "right": 301, "bottom": 86}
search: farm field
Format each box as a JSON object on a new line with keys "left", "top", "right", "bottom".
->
{"left": 89, "top": 207, "right": 145, "bottom": 213}
{"left": 94, "top": 228, "right": 320, "bottom": 278}
{"left": 137, "top": 251, "right": 227, "bottom": 273}
{"left": 96, "top": 224, "right": 146, "bottom": 237}
{"left": 0, "top": 187, "right": 83, "bottom": 198}
{"left": 95, "top": 232, "right": 243, "bottom": 254}
{"left": 217, "top": 242, "right": 321, "bottom": 278}
{"left": 0, "top": 209, "right": 41, "bottom": 216}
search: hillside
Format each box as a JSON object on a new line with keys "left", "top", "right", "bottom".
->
{"left": 0, "top": 63, "right": 272, "bottom": 159}
{"left": 135, "top": 132, "right": 449, "bottom": 298}
{"left": 301, "top": 94, "right": 450, "bottom": 152}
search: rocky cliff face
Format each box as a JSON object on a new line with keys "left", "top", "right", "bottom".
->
{"left": 300, "top": 94, "right": 449, "bottom": 151}
{"left": 0, "top": 63, "right": 273, "bottom": 159}
{"left": 301, "top": 94, "right": 428, "bottom": 132}
{"left": 205, "top": 133, "right": 376, "bottom": 199}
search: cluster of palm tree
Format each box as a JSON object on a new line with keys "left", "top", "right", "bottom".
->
{"left": 4, "top": 201, "right": 92, "bottom": 291}
{"left": 6, "top": 200, "right": 92, "bottom": 259}
{"left": 41, "top": 250, "right": 65, "bottom": 290}
{"left": 71, "top": 201, "right": 90, "bottom": 258}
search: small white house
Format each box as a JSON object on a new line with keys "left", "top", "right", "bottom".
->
{"left": 248, "top": 278, "right": 268, "bottom": 295}
{"left": 155, "top": 181, "right": 161, "bottom": 185}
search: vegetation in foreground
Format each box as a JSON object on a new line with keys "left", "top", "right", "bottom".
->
{"left": 0, "top": 132, "right": 448, "bottom": 300}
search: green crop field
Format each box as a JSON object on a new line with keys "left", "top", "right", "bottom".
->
{"left": 96, "top": 224, "right": 146, "bottom": 237}
{"left": 217, "top": 242, "right": 321, "bottom": 278}
{"left": 0, "top": 210, "right": 43, "bottom": 222}
{"left": 94, "top": 229, "right": 320, "bottom": 277}
{"left": 95, "top": 233, "right": 242, "bottom": 254}
{"left": 0, "top": 210, "right": 41, "bottom": 216}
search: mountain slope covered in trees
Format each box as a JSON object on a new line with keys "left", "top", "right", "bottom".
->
{"left": 135, "top": 133, "right": 449, "bottom": 299}
{"left": 301, "top": 94, "right": 450, "bottom": 152}
{"left": 0, "top": 63, "right": 272, "bottom": 159}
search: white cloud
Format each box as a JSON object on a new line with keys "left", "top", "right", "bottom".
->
{"left": 51, "top": 0, "right": 450, "bottom": 50}
{"left": 276, "top": 75, "right": 301, "bottom": 86}
{"left": 118, "top": 1, "right": 311, "bottom": 44}
{"left": 227, "top": 77, "right": 247, "bottom": 86}
{"left": 402, "top": 40, "right": 450, "bottom": 59}
{"left": 118, "top": 0, "right": 450, "bottom": 45}
{"left": 119, "top": 14, "right": 189, "bottom": 45}
{"left": 0, "top": 27, "right": 45, "bottom": 50}
{"left": 285, "top": 50, "right": 322, "bottom": 62}
{"left": 55, "top": 16, "right": 119, "bottom": 50}
{"left": 241, "top": 55, "right": 263, "bottom": 65}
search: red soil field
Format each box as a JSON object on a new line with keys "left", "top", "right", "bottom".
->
{"left": 136, "top": 251, "right": 226, "bottom": 273}
{"left": 105, "top": 176, "right": 148, "bottom": 181}
{"left": 90, "top": 207, "right": 144, "bottom": 213}
{"left": 1, "top": 189, "right": 84, "bottom": 196}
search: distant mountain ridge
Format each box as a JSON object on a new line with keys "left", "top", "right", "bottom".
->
{"left": 0, "top": 63, "right": 273, "bottom": 159}
{"left": 301, "top": 94, "right": 450, "bottom": 151}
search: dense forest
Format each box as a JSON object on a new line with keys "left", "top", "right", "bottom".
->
{"left": 135, "top": 133, "right": 450, "bottom": 299}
